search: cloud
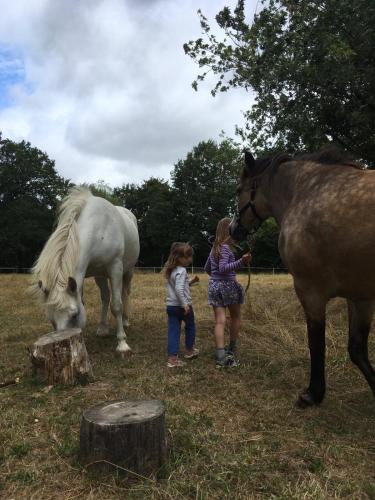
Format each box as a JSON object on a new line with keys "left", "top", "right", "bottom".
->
{"left": 0, "top": 0, "right": 256, "bottom": 186}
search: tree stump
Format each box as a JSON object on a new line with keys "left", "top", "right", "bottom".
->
{"left": 80, "top": 399, "right": 166, "bottom": 475}
{"left": 30, "top": 328, "right": 93, "bottom": 385}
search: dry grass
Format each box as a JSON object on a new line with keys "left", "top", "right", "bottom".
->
{"left": 0, "top": 272, "right": 374, "bottom": 499}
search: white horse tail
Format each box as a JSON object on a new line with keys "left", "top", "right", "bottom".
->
{"left": 31, "top": 187, "right": 92, "bottom": 307}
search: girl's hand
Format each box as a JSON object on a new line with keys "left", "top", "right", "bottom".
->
{"left": 189, "top": 275, "right": 199, "bottom": 286}
{"left": 183, "top": 304, "right": 190, "bottom": 315}
{"left": 242, "top": 253, "right": 252, "bottom": 265}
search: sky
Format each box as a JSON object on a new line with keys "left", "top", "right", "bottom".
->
{"left": 0, "top": 0, "right": 257, "bottom": 187}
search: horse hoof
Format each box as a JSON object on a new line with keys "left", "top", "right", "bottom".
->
{"left": 296, "top": 390, "right": 317, "bottom": 408}
{"left": 116, "top": 349, "right": 132, "bottom": 359}
{"left": 116, "top": 339, "right": 132, "bottom": 356}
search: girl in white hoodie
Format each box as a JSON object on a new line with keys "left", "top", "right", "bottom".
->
{"left": 163, "top": 242, "right": 199, "bottom": 368}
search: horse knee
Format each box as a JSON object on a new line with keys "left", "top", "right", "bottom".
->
{"left": 111, "top": 299, "right": 123, "bottom": 316}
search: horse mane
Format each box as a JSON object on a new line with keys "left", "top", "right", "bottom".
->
{"left": 295, "top": 146, "right": 364, "bottom": 169}
{"left": 240, "top": 153, "right": 292, "bottom": 182}
{"left": 31, "top": 186, "right": 93, "bottom": 309}
{"left": 242, "top": 147, "right": 364, "bottom": 183}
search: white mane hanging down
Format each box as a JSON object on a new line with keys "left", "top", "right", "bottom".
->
{"left": 31, "top": 187, "right": 93, "bottom": 309}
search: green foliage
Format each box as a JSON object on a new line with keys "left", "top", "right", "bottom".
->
{"left": 171, "top": 138, "right": 242, "bottom": 264}
{"left": 252, "top": 218, "right": 282, "bottom": 268}
{"left": 0, "top": 133, "right": 71, "bottom": 268}
{"left": 114, "top": 139, "right": 249, "bottom": 267}
{"left": 84, "top": 180, "right": 123, "bottom": 206}
{"left": 113, "top": 140, "right": 283, "bottom": 268}
{"left": 184, "top": 0, "right": 375, "bottom": 165}
{"left": 114, "top": 178, "right": 175, "bottom": 266}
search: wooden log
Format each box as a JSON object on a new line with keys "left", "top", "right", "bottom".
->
{"left": 30, "top": 328, "right": 93, "bottom": 385}
{"left": 80, "top": 399, "right": 166, "bottom": 475}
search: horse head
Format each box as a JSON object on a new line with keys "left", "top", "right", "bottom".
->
{"left": 230, "top": 151, "right": 293, "bottom": 240}
{"left": 230, "top": 151, "right": 274, "bottom": 240}
{"left": 38, "top": 276, "right": 86, "bottom": 331}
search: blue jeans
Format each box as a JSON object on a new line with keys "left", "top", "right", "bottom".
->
{"left": 167, "top": 305, "right": 196, "bottom": 356}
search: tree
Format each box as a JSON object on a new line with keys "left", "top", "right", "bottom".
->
{"left": 184, "top": 0, "right": 375, "bottom": 165}
{"left": 115, "top": 139, "right": 282, "bottom": 269}
{"left": 0, "top": 133, "right": 71, "bottom": 268}
{"left": 114, "top": 178, "right": 175, "bottom": 266}
{"left": 85, "top": 180, "right": 123, "bottom": 206}
{"left": 251, "top": 218, "right": 283, "bottom": 268}
{"left": 171, "top": 139, "right": 243, "bottom": 265}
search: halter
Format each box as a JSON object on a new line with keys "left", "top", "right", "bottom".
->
{"left": 233, "top": 181, "right": 265, "bottom": 238}
{"left": 234, "top": 152, "right": 293, "bottom": 237}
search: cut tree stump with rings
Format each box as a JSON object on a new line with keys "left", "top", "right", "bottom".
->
{"left": 79, "top": 399, "right": 166, "bottom": 475}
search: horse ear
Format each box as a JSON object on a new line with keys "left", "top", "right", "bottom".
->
{"left": 67, "top": 277, "right": 77, "bottom": 294}
{"left": 244, "top": 151, "right": 255, "bottom": 173}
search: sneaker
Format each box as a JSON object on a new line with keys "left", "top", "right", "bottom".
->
{"left": 216, "top": 353, "right": 240, "bottom": 368}
{"left": 184, "top": 348, "right": 199, "bottom": 360}
{"left": 167, "top": 357, "right": 186, "bottom": 368}
{"left": 225, "top": 345, "right": 237, "bottom": 357}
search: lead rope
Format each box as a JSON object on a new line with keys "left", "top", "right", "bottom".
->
{"left": 245, "top": 233, "right": 256, "bottom": 294}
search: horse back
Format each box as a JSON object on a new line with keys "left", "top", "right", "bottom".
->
{"left": 77, "top": 196, "right": 139, "bottom": 275}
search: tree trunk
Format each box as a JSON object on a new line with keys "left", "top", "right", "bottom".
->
{"left": 79, "top": 399, "right": 166, "bottom": 475}
{"left": 30, "top": 328, "right": 93, "bottom": 385}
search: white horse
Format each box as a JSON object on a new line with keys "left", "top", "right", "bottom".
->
{"left": 31, "top": 187, "right": 140, "bottom": 355}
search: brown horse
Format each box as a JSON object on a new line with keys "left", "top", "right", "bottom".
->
{"left": 230, "top": 149, "right": 375, "bottom": 407}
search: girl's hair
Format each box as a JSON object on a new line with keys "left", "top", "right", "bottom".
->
{"left": 212, "top": 217, "right": 234, "bottom": 259}
{"left": 163, "top": 242, "right": 193, "bottom": 279}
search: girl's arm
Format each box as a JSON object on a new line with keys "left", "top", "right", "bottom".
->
{"left": 174, "top": 269, "right": 188, "bottom": 305}
{"left": 204, "top": 254, "right": 212, "bottom": 275}
{"left": 218, "top": 245, "right": 244, "bottom": 273}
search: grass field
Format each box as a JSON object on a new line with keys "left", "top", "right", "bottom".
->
{"left": 0, "top": 272, "right": 374, "bottom": 499}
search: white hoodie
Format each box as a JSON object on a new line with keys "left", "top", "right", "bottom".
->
{"left": 166, "top": 266, "right": 192, "bottom": 306}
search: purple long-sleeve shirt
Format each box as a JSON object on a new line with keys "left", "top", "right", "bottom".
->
{"left": 204, "top": 244, "right": 243, "bottom": 281}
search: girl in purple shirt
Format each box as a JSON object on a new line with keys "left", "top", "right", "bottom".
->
{"left": 204, "top": 217, "right": 251, "bottom": 367}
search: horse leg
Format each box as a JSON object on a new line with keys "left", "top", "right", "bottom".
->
{"left": 347, "top": 299, "right": 375, "bottom": 397}
{"left": 122, "top": 270, "right": 134, "bottom": 328}
{"left": 109, "top": 260, "right": 131, "bottom": 355}
{"left": 295, "top": 285, "right": 327, "bottom": 407}
{"left": 94, "top": 276, "right": 111, "bottom": 337}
